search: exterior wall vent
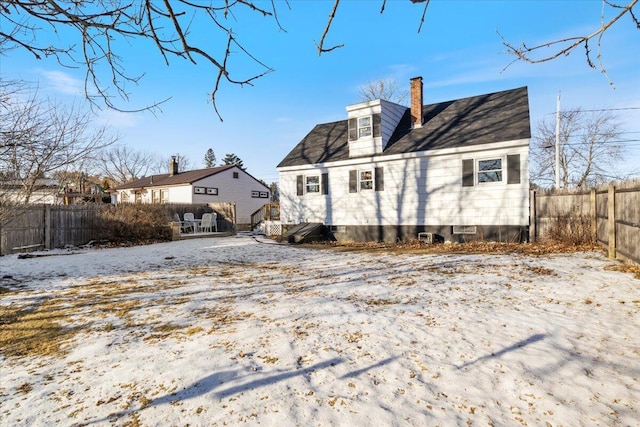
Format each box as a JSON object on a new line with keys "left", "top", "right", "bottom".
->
{"left": 452, "top": 225, "right": 477, "bottom": 235}
{"left": 418, "top": 232, "right": 433, "bottom": 244}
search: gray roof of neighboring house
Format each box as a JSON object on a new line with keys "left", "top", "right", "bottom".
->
{"left": 277, "top": 86, "right": 530, "bottom": 168}
{"left": 114, "top": 165, "right": 236, "bottom": 190}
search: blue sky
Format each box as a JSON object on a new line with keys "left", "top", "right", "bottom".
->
{"left": 2, "top": 0, "right": 639, "bottom": 184}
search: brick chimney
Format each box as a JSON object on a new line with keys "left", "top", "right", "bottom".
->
{"left": 169, "top": 156, "right": 178, "bottom": 176}
{"left": 410, "top": 76, "right": 423, "bottom": 128}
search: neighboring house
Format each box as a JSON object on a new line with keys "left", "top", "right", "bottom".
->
{"left": 277, "top": 77, "right": 531, "bottom": 242}
{"left": 112, "top": 160, "right": 271, "bottom": 225}
{"left": 1, "top": 178, "right": 63, "bottom": 205}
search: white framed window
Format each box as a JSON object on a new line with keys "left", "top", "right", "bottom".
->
{"left": 359, "top": 170, "right": 373, "bottom": 190}
{"left": 160, "top": 190, "right": 169, "bottom": 203}
{"left": 306, "top": 175, "right": 320, "bottom": 193}
{"left": 477, "top": 158, "right": 503, "bottom": 183}
{"left": 151, "top": 189, "right": 160, "bottom": 203}
{"left": 358, "top": 116, "right": 372, "bottom": 138}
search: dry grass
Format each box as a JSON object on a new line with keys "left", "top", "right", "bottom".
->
{"left": 301, "top": 239, "right": 602, "bottom": 257}
{"left": 0, "top": 278, "right": 162, "bottom": 358}
{"left": 0, "top": 301, "right": 80, "bottom": 358}
{"left": 605, "top": 262, "right": 640, "bottom": 279}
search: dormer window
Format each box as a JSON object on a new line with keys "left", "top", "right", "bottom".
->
{"left": 348, "top": 114, "right": 380, "bottom": 142}
{"left": 358, "top": 116, "right": 372, "bottom": 138}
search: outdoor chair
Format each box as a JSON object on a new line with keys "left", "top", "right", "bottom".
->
{"left": 183, "top": 212, "right": 196, "bottom": 233}
{"left": 199, "top": 213, "right": 213, "bottom": 233}
{"left": 173, "top": 213, "right": 193, "bottom": 234}
{"left": 211, "top": 212, "right": 218, "bottom": 232}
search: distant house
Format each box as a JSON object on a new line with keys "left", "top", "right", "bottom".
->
{"left": 1, "top": 178, "right": 62, "bottom": 205}
{"left": 111, "top": 159, "right": 271, "bottom": 224}
{"left": 277, "top": 77, "right": 531, "bottom": 243}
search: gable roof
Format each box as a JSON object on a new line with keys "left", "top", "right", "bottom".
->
{"left": 114, "top": 164, "right": 236, "bottom": 190}
{"left": 277, "top": 86, "right": 530, "bottom": 168}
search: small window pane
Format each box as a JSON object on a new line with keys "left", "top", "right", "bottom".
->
{"left": 358, "top": 127, "right": 372, "bottom": 137}
{"left": 479, "top": 159, "right": 501, "bottom": 171}
{"left": 478, "top": 171, "right": 503, "bottom": 183}
{"left": 358, "top": 117, "right": 371, "bottom": 127}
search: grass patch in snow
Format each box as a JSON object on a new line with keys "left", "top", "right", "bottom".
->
{"left": 0, "top": 300, "right": 80, "bottom": 358}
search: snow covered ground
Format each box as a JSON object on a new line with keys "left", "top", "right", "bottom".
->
{"left": 1, "top": 235, "right": 638, "bottom": 426}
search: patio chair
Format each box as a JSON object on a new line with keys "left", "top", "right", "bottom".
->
{"left": 211, "top": 212, "right": 218, "bottom": 232}
{"left": 199, "top": 213, "right": 213, "bottom": 233}
{"left": 173, "top": 213, "right": 192, "bottom": 234}
{"left": 183, "top": 212, "right": 196, "bottom": 233}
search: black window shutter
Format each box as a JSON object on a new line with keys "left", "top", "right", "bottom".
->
{"left": 373, "top": 113, "right": 381, "bottom": 138}
{"left": 348, "top": 118, "right": 357, "bottom": 141}
{"left": 296, "top": 175, "right": 304, "bottom": 195}
{"left": 507, "top": 154, "right": 521, "bottom": 184}
{"left": 462, "top": 159, "right": 474, "bottom": 187}
{"left": 349, "top": 170, "right": 358, "bottom": 193}
{"left": 375, "top": 167, "right": 384, "bottom": 191}
{"left": 321, "top": 173, "right": 329, "bottom": 195}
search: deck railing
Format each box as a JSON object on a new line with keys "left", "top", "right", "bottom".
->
{"left": 250, "top": 202, "right": 280, "bottom": 230}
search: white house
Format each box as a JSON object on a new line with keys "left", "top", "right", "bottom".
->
{"left": 277, "top": 77, "right": 531, "bottom": 243}
{"left": 112, "top": 161, "right": 271, "bottom": 224}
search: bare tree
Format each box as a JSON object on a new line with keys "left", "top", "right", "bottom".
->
{"left": 531, "top": 108, "right": 631, "bottom": 189}
{"left": 1, "top": 0, "right": 636, "bottom": 115}
{"left": 357, "top": 78, "right": 409, "bottom": 104}
{"left": 150, "top": 153, "right": 192, "bottom": 175}
{"left": 0, "top": 81, "right": 117, "bottom": 206}
{"left": 98, "top": 145, "right": 157, "bottom": 186}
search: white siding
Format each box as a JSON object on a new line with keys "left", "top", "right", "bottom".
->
{"left": 348, "top": 136, "right": 382, "bottom": 157}
{"left": 192, "top": 167, "right": 270, "bottom": 224}
{"left": 279, "top": 139, "right": 529, "bottom": 228}
{"left": 168, "top": 185, "right": 193, "bottom": 203}
{"left": 379, "top": 100, "right": 407, "bottom": 149}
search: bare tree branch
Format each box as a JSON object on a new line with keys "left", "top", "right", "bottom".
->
{"left": 500, "top": 0, "right": 638, "bottom": 85}
{"left": 315, "top": 0, "right": 344, "bottom": 55}
{"left": 0, "top": 0, "right": 277, "bottom": 118}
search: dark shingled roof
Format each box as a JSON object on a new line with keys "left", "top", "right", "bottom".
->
{"left": 114, "top": 164, "right": 236, "bottom": 190}
{"left": 277, "top": 87, "right": 530, "bottom": 168}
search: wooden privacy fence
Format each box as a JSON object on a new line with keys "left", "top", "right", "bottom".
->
{"left": 0, "top": 205, "right": 104, "bottom": 256}
{"left": 0, "top": 202, "right": 237, "bottom": 256}
{"left": 530, "top": 178, "right": 640, "bottom": 264}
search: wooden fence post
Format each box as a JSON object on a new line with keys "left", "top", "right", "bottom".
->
{"left": 608, "top": 184, "right": 616, "bottom": 259}
{"left": 45, "top": 205, "right": 52, "bottom": 250}
{"left": 529, "top": 189, "right": 537, "bottom": 242}
{"left": 590, "top": 188, "right": 597, "bottom": 244}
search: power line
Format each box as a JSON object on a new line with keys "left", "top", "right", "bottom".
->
{"left": 544, "top": 107, "right": 640, "bottom": 115}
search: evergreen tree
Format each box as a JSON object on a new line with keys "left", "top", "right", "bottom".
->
{"left": 222, "top": 153, "right": 245, "bottom": 170}
{"left": 204, "top": 148, "right": 216, "bottom": 168}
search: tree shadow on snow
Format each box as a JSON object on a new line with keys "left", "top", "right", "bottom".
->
{"left": 456, "top": 333, "right": 546, "bottom": 369}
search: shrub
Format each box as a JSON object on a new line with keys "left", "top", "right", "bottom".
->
{"left": 97, "top": 204, "right": 172, "bottom": 244}
{"left": 547, "top": 213, "right": 593, "bottom": 246}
